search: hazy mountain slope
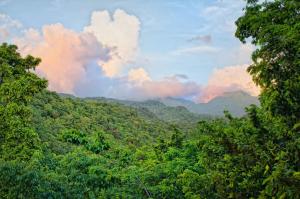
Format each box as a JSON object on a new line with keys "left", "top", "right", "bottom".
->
{"left": 84, "top": 97, "right": 211, "bottom": 124}
{"left": 160, "top": 91, "right": 259, "bottom": 116}
{"left": 121, "top": 100, "right": 211, "bottom": 123}
{"left": 159, "top": 97, "right": 200, "bottom": 112}
{"left": 198, "top": 91, "right": 259, "bottom": 116}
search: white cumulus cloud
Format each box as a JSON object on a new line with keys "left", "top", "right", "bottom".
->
{"left": 84, "top": 9, "right": 141, "bottom": 77}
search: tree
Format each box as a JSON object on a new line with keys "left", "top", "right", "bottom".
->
{"left": 178, "top": 1, "right": 300, "bottom": 198}
{"left": 235, "top": 0, "right": 300, "bottom": 124}
{"left": 0, "top": 43, "right": 47, "bottom": 160}
{"left": 191, "top": 1, "right": 300, "bottom": 197}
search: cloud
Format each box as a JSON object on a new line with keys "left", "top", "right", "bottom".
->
{"left": 122, "top": 75, "right": 201, "bottom": 100}
{"left": 187, "top": 35, "right": 212, "bottom": 44}
{"left": 121, "top": 68, "right": 200, "bottom": 100}
{"left": 78, "top": 68, "right": 198, "bottom": 101}
{"left": 123, "top": 64, "right": 259, "bottom": 103}
{"left": 172, "top": 74, "right": 188, "bottom": 80}
{"left": 7, "top": 9, "right": 199, "bottom": 101}
{"left": 171, "top": 45, "right": 220, "bottom": 55}
{"left": 0, "top": 13, "right": 22, "bottom": 29}
{"left": 199, "top": 1, "right": 245, "bottom": 33}
{"left": 14, "top": 28, "right": 42, "bottom": 54}
{"left": 15, "top": 23, "right": 110, "bottom": 94}
{"left": 198, "top": 64, "right": 260, "bottom": 103}
{"left": 0, "top": 0, "right": 11, "bottom": 6}
{"left": 216, "top": 43, "right": 255, "bottom": 67}
{"left": 0, "top": 13, "right": 22, "bottom": 42}
{"left": 13, "top": 23, "right": 257, "bottom": 103}
{"left": 13, "top": 24, "right": 256, "bottom": 103}
{"left": 0, "top": 27, "right": 9, "bottom": 39}
{"left": 128, "top": 67, "right": 151, "bottom": 83}
{"left": 3, "top": 10, "right": 258, "bottom": 104}
{"left": 72, "top": 65, "right": 202, "bottom": 101}
{"left": 136, "top": 78, "right": 200, "bottom": 100}
{"left": 84, "top": 9, "right": 141, "bottom": 77}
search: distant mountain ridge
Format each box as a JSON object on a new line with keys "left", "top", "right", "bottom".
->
{"left": 82, "top": 97, "right": 211, "bottom": 124}
{"left": 160, "top": 91, "right": 259, "bottom": 116}
{"left": 59, "top": 91, "right": 259, "bottom": 122}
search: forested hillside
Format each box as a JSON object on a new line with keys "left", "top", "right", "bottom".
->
{"left": 0, "top": 0, "right": 299, "bottom": 198}
{"left": 32, "top": 91, "right": 176, "bottom": 149}
{"left": 84, "top": 96, "right": 213, "bottom": 124}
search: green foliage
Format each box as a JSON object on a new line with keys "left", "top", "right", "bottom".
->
{"left": 61, "top": 129, "right": 88, "bottom": 145}
{"left": 0, "top": 43, "right": 47, "bottom": 161}
{"left": 192, "top": 111, "right": 300, "bottom": 198}
{"left": 236, "top": 0, "right": 300, "bottom": 123}
{"left": 61, "top": 129, "right": 110, "bottom": 153}
{"left": 85, "top": 131, "right": 110, "bottom": 153}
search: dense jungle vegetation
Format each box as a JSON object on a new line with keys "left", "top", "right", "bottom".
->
{"left": 0, "top": 0, "right": 299, "bottom": 198}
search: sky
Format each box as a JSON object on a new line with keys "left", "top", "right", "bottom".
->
{"left": 0, "top": 0, "right": 260, "bottom": 103}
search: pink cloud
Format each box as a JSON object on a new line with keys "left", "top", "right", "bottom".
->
{"left": 128, "top": 67, "right": 151, "bottom": 83}
{"left": 118, "top": 68, "right": 201, "bottom": 100}
{"left": 140, "top": 78, "right": 200, "bottom": 99}
{"left": 199, "top": 65, "right": 260, "bottom": 102}
{"left": 15, "top": 24, "right": 109, "bottom": 94}
{"left": 124, "top": 65, "right": 259, "bottom": 102}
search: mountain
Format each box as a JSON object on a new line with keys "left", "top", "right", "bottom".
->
{"left": 160, "top": 91, "right": 259, "bottom": 117}
{"left": 60, "top": 91, "right": 259, "bottom": 121}
{"left": 118, "top": 100, "right": 212, "bottom": 123}
{"left": 83, "top": 97, "right": 212, "bottom": 124}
